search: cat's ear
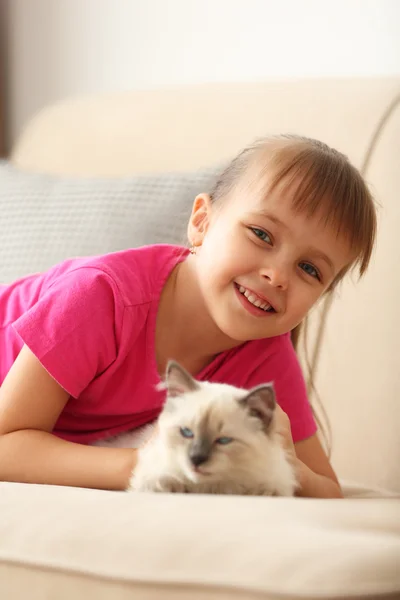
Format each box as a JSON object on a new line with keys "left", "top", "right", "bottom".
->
{"left": 239, "top": 384, "right": 276, "bottom": 430}
{"left": 164, "top": 361, "right": 200, "bottom": 397}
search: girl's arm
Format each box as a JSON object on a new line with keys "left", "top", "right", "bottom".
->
{"left": 0, "top": 345, "right": 136, "bottom": 490}
{"left": 275, "top": 405, "right": 343, "bottom": 499}
{"left": 294, "top": 435, "right": 343, "bottom": 498}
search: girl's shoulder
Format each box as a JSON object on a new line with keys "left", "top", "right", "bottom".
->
{"left": 86, "top": 244, "right": 187, "bottom": 275}
{"left": 88, "top": 244, "right": 188, "bottom": 305}
{"left": 42, "top": 244, "right": 189, "bottom": 307}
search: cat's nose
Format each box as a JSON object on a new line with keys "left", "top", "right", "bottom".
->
{"left": 189, "top": 452, "right": 209, "bottom": 467}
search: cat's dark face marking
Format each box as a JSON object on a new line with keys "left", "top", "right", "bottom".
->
{"left": 159, "top": 362, "right": 277, "bottom": 482}
{"left": 188, "top": 438, "right": 212, "bottom": 466}
{"left": 166, "top": 398, "right": 273, "bottom": 481}
{"left": 181, "top": 406, "right": 215, "bottom": 468}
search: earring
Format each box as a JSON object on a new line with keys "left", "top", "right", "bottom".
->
{"left": 189, "top": 245, "right": 197, "bottom": 255}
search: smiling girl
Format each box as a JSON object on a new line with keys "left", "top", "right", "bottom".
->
{"left": 0, "top": 135, "right": 376, "bottom": 497}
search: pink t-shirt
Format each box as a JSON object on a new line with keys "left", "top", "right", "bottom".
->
{"left": 0, "top": 244, "right": 316, "bottom": 444}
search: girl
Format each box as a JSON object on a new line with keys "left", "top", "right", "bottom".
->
{"left": 0, "top": 135, "right": 376, "bottom": 498}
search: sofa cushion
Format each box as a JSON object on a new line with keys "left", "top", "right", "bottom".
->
{"left": 0, "top": 161, "right": 220, "bottom": 284}
{"left": 0, "top": 483, "right": 399, "bottom": 600}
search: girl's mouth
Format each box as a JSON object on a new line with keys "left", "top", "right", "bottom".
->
{"left": 234, "top": 283, "right": 276, "bottom": 316}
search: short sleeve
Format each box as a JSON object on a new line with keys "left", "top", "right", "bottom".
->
{"left": 246, "top": 335, "right": 317, "bottom": 443}
{"left": 12, "top": 267, "right": 123, "bottom": 398}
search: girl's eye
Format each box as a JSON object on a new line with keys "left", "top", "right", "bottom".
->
{"left": 180, "top": 427, "right": 194, "bottom": 439}
{"left": 250, "top": 227, "right": 272, "bottom": 245}
{"left": 216, "top": 436, "right": 233, "bottom": 445}
{"left": 299, "top": 262, "right": 320, "bottom": 280}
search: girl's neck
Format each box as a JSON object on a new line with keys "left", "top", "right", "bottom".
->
{"left": 155, "top": 257, "right": 240, "bottom": 376}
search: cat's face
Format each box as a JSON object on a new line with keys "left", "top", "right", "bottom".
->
{"left": 158, "top": 362, "right": 276, "bottom": 484}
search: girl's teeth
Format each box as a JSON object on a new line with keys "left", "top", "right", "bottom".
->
{"left": 238, "top": 285, "right": 272, "bottom": 312}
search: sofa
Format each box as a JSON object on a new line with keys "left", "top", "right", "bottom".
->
{"left": 1, "top": 78, "right": 400, "bottom": 599}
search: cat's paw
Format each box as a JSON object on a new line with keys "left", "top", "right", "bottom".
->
{"left": 129, "top": 476, "right": 187, "bottom": 494}
{"left": 159, "top": 478, "right": 188, "bottom": 493}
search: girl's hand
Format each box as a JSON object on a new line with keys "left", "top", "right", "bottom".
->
{"left": 274, "top": 405, "right": 343, "bottom": 498}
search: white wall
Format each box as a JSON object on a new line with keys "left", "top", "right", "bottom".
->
{"left": 5, "top": 0, "right": 400, "bottom": 149}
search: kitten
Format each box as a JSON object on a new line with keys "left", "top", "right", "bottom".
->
{"left": 126, "top": 362, "right": 298, "bottom": 496}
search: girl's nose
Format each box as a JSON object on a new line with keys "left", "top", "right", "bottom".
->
{"left": 260, "top": 264, "right": 289, "bottom": 290}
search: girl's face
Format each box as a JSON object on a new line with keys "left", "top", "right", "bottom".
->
{"left": 188, "top": 177, "right": 354, "bottom": 343}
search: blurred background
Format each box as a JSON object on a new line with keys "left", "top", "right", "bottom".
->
{"left": 0, "top": 0, "right": 399, "bottom": 155}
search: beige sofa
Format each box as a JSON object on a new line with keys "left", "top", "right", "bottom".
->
{"left": 1, "top": 78, "right": 400, "bottom": 599}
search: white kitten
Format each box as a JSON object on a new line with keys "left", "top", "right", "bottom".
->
{"left": 122, "top": 362, "right": 298, "bottom": 496}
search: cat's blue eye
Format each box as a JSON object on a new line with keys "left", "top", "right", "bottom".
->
{"left": 216, "top": 436, "right": 233, "bottom": 445}
{"left": 250, "top": 227, "right": 272, "bottom": 245}
{"left": 299, "top": 262, "right": 320, "bottom": 280}
{"left": 180, "top": 427, "right": 194, "bottom": 439}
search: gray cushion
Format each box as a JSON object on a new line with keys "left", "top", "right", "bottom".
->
{"left": 0, "top": 162, "right": 220, "bottom": 283}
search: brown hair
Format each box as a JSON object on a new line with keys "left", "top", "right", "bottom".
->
{"left": 210, "top": 134, "right": 377, "bottom": 287}
{"left": 209, "top": 134, "right": 378, "bottom": 453}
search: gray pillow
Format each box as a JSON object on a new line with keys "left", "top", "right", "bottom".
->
{"left": 0, "top": 162, "right": 221, "bottom": 283}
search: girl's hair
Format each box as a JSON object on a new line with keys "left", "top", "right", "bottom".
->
{"left": 209, "top": 134, "right": 377, "bottom": 288}
{"left": 208, "top": 134, "right": 378, "bottom": 453}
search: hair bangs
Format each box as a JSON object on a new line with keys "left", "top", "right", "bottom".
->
{"left": 210, "top": 135, "right": 376, "bottom": 282}
{"left": 265, "top": 143, "right": 376, "bottom": 279}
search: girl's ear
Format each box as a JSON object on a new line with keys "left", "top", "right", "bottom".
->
{"left": 187, "top": 193, "right": 212, "bottom": 248}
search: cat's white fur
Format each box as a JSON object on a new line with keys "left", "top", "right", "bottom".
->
{"left": 95, "top": 363, "right": 297, "bottom": 496}
{"left": 92, "top": 362, "right": 297, "bottom": 496}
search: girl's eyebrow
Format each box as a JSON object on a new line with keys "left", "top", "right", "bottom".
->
{"left": 310, "top": 250, "right": 335, "bottom": 274}
{"left": 249, "top": 210, "right": 288, "bottom": 231}
{"left": 249, "top": 210, "right": 335, "bottom": 273}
